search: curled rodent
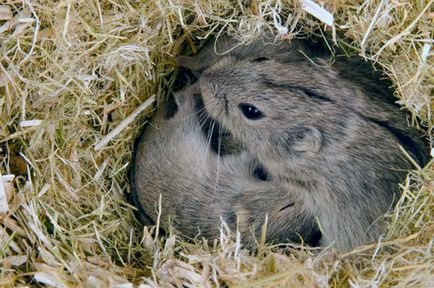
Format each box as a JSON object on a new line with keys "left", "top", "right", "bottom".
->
{"left": 130, "top": 34, "right": 429, "bottom": 251}
{"left": 176, "top": 34, "right": 429, "bottom": 251}
{"left": 130, "top": 83, "right": 322, "bottom": 246}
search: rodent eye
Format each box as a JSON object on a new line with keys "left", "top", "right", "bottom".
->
{"left": 253, "top": 164, "right": 271, "bottom": 181}
{"left": 251, "top": 162, "right": 271, "bottom": 181}
{"left": 238, "top": 103, "right": 264, "bottom": 120}
{"left": 253, "top": 56, "right": 270, "bottom": 62}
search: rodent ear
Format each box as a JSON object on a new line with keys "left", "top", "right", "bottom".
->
{"left": 164, "top": 94, "right": 179, "bottom": 119}
{"left": 172, "top": 84, "right": 199, "bottom": 112}
{"left": 282, "top": 126, "right": 323, "bottom": 153}
{"left": 173, "top": 90, "right": 186, "bottom": 108}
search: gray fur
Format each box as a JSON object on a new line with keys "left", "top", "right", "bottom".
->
{"left": 131, "top": 35, "right": 428, "bottom": 251}
{"left": 176, "top": 35, "right": 429, "bottom": 251}
{"left": 131, "top": 83, "right": 321, "bottom": 246}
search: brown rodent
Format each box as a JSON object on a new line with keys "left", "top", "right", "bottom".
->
{"left": 178, "top": 34, "right": 429, "bottom": 251}
{"left": 129, "top": 83, "right": 322, "bottom": 246}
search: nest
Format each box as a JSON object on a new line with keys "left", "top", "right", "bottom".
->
{"left": 0, "top": 0, "right": 432, "bottom": 287}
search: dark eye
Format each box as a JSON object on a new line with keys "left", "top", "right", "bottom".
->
{"left": 253, "top": 56, "right": 270, "bottom": 62}
{"left": 252, "top": 164, "right": 271, "bottom": 181}
{"left": 238, "top": 103, "right": 264, "bottom": 120}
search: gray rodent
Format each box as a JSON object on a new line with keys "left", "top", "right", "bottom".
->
{"left": 130, "top": 35, "right": 429, "bottom": 251}
{"left": 175, "top": 34, "right": 429, "bottom": 251}
{"left": 130, "top": 83, "right": 322, "bottom": 246}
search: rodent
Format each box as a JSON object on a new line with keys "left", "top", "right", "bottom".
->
{"left": 129, "top": 83, "right": 322, "bottom": 247}
{"left": 176, "top": 34, "right": 429, "bottom": 251}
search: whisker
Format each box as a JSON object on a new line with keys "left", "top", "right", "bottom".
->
{"left": 208, "top": 101, "right": 224, "bottom": 210}
{"left": 203, "top": 117, "right": 215, "bottom": 162}
{"left": 183, "top": 108, "right": 217, "bottom": 191}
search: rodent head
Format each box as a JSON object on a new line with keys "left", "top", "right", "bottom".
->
{"left": 195, "top": 48, "right": 349, "bottom": 170}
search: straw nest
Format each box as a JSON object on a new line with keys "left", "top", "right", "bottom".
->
{"left": 0, "top": 0, "right": 432, "bottom": 287}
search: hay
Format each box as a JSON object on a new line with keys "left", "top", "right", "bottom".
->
{"left": 0, "top": 0, "right": 432, "bottom": 286}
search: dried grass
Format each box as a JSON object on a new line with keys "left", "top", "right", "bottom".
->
{"left": 0, "top": 0, "right": 432, "bottom": 287}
